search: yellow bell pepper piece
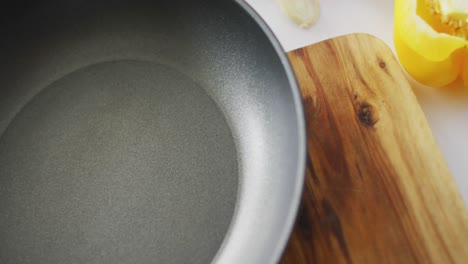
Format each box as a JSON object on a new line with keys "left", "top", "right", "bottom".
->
{"left": 394, "top": 0, "right": 468, "bottom": 88}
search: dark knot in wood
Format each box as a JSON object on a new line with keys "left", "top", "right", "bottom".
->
{"left": 358, "top": 103, "right": 378, "bottom": 126}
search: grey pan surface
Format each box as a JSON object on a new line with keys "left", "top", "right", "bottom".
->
{"left": 0, "top": 0, "right": 306, "bottom": 263}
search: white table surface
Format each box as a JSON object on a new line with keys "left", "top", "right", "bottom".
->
{"left": 246, "top": 0, "right": 468, "bottom": 203}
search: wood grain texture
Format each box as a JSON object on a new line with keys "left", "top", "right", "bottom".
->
{"left": 281, "top": 34, "right": 468, "bottom": 264}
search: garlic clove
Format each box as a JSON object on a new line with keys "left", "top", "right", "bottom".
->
{"left": 278, "top": 0, "right": 320, "bottom": 28}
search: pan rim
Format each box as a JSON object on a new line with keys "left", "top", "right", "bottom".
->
{"left": 214, "top": 1, "right": 307, "bottom": 263}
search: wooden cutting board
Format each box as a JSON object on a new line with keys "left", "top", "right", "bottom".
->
{"left": 281, "top": 34, "right": 468, "bottom": 264}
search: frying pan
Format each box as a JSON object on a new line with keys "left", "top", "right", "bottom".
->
{"left": 0, "top": 0, "right": 306, "bottom": 263}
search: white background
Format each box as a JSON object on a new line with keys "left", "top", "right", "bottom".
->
{"left": 246, "top": 0, "right": 468, "bottom": 202}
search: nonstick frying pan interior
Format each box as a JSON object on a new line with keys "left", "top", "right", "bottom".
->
{"left": 0, "top": 1, "right": 305, "bottom": 263}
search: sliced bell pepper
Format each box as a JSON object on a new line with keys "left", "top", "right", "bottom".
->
{"left": 394, "top": 0, "right": 468, "bottom": 88}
